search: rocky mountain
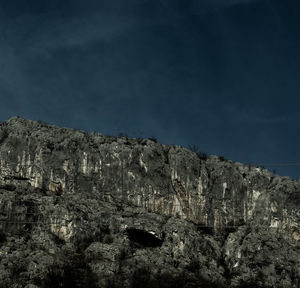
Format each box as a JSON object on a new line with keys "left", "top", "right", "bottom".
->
{"left": 0, "top": 117, "right": 299, "bottom": 287}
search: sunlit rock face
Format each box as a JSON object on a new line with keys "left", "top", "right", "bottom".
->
{"left": 0, "top": 117, "right": 299, "bottom": 288}
{"left": 0, "top": 117, "right": 299, "bottom": 236}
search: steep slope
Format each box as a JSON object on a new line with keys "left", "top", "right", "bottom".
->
{"left": 0, "top": 117, "right": 299, "bottom": 287}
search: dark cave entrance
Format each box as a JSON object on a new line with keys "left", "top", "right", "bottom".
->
{"left": 126, "top": 228, "right": 163, "bottom": 248}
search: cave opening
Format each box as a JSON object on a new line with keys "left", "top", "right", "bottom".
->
{"left": 126, "top": 228, "right": 163, "bottom": 248}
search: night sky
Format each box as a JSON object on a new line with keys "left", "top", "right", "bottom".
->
{"left": 0, "top": 0, "right": 300, "bottom": 179}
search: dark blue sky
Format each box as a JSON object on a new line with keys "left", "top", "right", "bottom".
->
{"left": 0, "top": 0, "right": 300, "bottom": 179}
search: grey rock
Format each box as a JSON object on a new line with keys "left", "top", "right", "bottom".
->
{"left": 224, "top": 225, "right": 300, "bottom": 287}
{"left": 0, "top": 117, "right": 299, "bottom": 287}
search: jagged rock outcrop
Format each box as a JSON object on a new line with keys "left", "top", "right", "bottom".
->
{"left": 0, "top": 117, "right": 299, "bottom": 287}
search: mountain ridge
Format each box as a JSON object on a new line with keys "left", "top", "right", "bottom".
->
{"left": 0, "top": 116, "right": 299, "bottom": 287}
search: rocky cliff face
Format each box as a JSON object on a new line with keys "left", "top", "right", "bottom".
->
{"left": 0, "top": 117, "right": 299, "bottom": 288}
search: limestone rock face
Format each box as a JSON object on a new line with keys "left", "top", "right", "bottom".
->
{"left": 0, "top": 117, "right": 299, "bottom": 287}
